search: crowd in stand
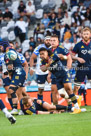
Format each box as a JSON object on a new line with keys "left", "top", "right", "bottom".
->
{"left": 0, "top": 0, "right": 91, "bottom": 86}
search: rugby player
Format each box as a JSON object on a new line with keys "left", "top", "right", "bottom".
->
{"left": 39, "top": 47, "right": 81, "bottom": 114}
{"left": 0, "top": 40, "right": 27, "bottom": 115}
{"left": 50, "top": 35, "right": 72, "bottom": 105}
{"left": 30, "top": 36, "right": 51, "bottom": 101}
{"left": 71, "top": 27, "right": 91, "bottom": 97}
{"left": 20, "top": 96, "right": 72, "bottom": 115}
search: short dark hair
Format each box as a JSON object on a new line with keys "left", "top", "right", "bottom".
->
{"left": 39, "top": 47, "right": 53, "bottom": 56}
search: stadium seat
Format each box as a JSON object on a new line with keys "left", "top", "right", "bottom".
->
{"left": 22, "top": 40, "right": 30, "bottom": 54}
{"left": 11, "top": 1, "right": 19, "bottom": 14}
{"left": 8, "top": 31, "right": 16, "bottom": 41}
{"left": 48, "top": 0, "right": 56, "bottom": 9}
{"left": 1, "top": 31, "right": 8, "bottom": 40}
{"left": 41, "top": 0, "right": 48, "bottom": 7}
{"left": 35, "top": 9, "right": 43, "bottom": 19}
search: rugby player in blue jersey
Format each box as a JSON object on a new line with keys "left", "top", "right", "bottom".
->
{"left": 39, "top": 47, "right": 81, "bottom": 114}
{"left": 50, "top": 34, "right": 72, "bottom": 105}
{"left": 71, "top": 27, "right": 91, "bottom": 99}
{"left": 0, "top": 40, "right": 27, "bottom": 115}
{"left": 20, "top": 96, "right": 72, "bottom": 115}
{"left": 0, "top": 43, "right": 28, "bottom": 114}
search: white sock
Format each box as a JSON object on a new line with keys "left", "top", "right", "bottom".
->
{"left": 74, "top": 103, "right": 80, "bottom": 109}
{"left": 2, "top": 108, "right": 11, "bottom": 118}
{"left": 76, "top": 95, "right": 79, "bottom": 99}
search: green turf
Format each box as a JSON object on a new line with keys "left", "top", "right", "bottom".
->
{"left": 0, "top": 106, "right": 91, "bottom": 136}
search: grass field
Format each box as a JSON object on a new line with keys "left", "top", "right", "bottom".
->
{"left": 0, "top": 106, "right": 91, "bottom": 136}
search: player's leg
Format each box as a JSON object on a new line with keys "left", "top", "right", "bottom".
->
{"left": 0, "top": 98, "right": 16, "bottom": 124}
{"left": 5, "top": 86, "right": 13, "bottom": 109}
{"left": 36, "top": 74, "right": 48, "bottom": 100}
{"left": 42, "top": 100, "right": 70, "bottom": 112}
{"left": 9, "top": 84, "right": 19, "bottom": 114}
{"left": 3, "top": 77, "right": 13, "bottom": 109}
{"left": 64, "top": 82, "right": 81, "bottom": 113}
{"left": 51, "top": 75, "right": 59, "bottom": 104}
{"left": 74, "top": 70, "right": 85, "bottom": 106}
{"left": 22, "top": 87, "right": 28, "bottom": 96}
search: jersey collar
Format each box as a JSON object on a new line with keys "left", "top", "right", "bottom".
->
{"left": 82, "top": 40, "right": 91, "bottom": 46}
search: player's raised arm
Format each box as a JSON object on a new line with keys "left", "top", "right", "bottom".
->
{"left": 22, "top": 60, "right": 28, "bottom": 79}
{"left": 29, "top": 53, "right": 37, "bottom": 75}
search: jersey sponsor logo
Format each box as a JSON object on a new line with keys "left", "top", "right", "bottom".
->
{"left": 66, "top": 79, "right": 69, "bottom": 81}
{"left": 88, "top": 50, "right": 91, "bottom": 54}
{"left": 81, "top": 50, "right": 87, "bottom": 54}
{"left": 12, "top": 80, "right": 14, "bottom": 83}
{"left": 15, "top": 76, "right": 19, "bottom": 79}
{"left": 81, "top": 46, "right": 84, "bottom": 48}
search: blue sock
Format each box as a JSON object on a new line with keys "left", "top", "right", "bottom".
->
{"left": 69, "top": 94, "right": 77, "bottom": 104}
{"left": 0, "top": 99, "right": 5, "bottom": 110}
{"left": 51, "top": 93, "right": 53, "bottom": 103}
{"left": 8, "top": 98, "right": 13, "bottom": 109}
{"left": 38, "top": 94, "right": 43, "bottom": 100}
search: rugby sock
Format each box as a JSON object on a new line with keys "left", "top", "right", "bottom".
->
{"left": 38, "top": 94, "right": 43, "bottom": 100}
{"left": 69, "top": 94, "right": 77, "bottom": 104}
{"left": 68, "top": 101, "right": 72, "bottom": 107}
{"left": 67, "top": 101, "right": 72, "bottom": 111}
{"left": 8, "top": 98, "right": 13, "bottom": 109}
{"left": 56, "top": 105, "right": 67, "bottom": 110}
{"left": 13, "top": 103, "right": 17, "bottom": 109}
{"left": 69, "top": 94, "right": 79, "bottom": 109}
{"left": 0, "top": 99, "right": 5, "bottom": 110}
{"left": 51, "top": 93, "right": 53, "bottom": 103}
{"left": 83, "top": 94, "right": 86, "bottom": 105}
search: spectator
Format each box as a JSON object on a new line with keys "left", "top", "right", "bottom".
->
{"left": 41, "top": 13, "right": 50, "bottom": 28}
{"left": 29, "top": 37, "right": 36, "bottom": 51}
{"left": 84, "top": 8, "right": 91, "bottom": 22}
{"left": 24, "top": 51, "right": 30, "bottom": 64}
{"left": 48, "top": 13, "right": 56, "bottom": 28}
{"left": 0, "top": 9, "right": 3, "bottom": 24}
{"left": 70, "top": 0, "right": 78, "bottom": 7}
{"left": 18, "top": 0, "right": 26, "bottom": 17}
{"left": 3, "top": 8, "right": 13, "bottom": 21}
{"left": 60, "top": 0, "right": 68, "bottom": 12}
{"left": 57, "top": 7, "right": 64, "bottom": 17}
{"left": 62, "top": 11, "right": 72, "bottom": 26}
{"left": 72, "top": 11, "right": 82, "bottom": 26}
{"left": 26, "top": 1, "right": 36, "bottom": 24}
{"left": 63, "top": 38, "right": 73, "bottom": 51}
{"left": 56, "top": 13, "right": 63, "bottom": 25}
{"left": 14, "top": 16, "right": 29, "bottom": 43}
{"left": 83, "top": 0, "right": 91, "bottom": 8}
{"left": 53, "top": 23, "right": 60, "bottom": 39}
{"left": 64, "top": 29, "right": 72, "bottom": 41}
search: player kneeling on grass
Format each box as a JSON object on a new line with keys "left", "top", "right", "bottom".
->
{"left": 20, "top": 96, "right": 72, "bottom": 115}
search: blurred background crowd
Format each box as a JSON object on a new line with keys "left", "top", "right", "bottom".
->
{"left": 0, "top": 0, "right": 91, "bottom": 87}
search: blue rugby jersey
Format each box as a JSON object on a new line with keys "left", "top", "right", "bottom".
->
{"left": 4, "top": 48, "right": 26, "bottom": 75}
{"left": 51, "top": 45, "right": 69, "bottom": 66}
{"left": 72, "top": 40, "right": 91, "bottom": 67}
{"left": 41, "top": 53, "right": 67, "bottom": 78}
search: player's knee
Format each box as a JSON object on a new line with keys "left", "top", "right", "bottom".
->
{"left": 51, "top": 85, "right": 57, "bottom": 92}
{"left": 38, "top": 88, "right": 44, "bottom": 94}
{"left": 11, "top": 92, "right": 17, "bottom": 98}
{"left": 9, "top": 86, "right": 18, "bottom": 93}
